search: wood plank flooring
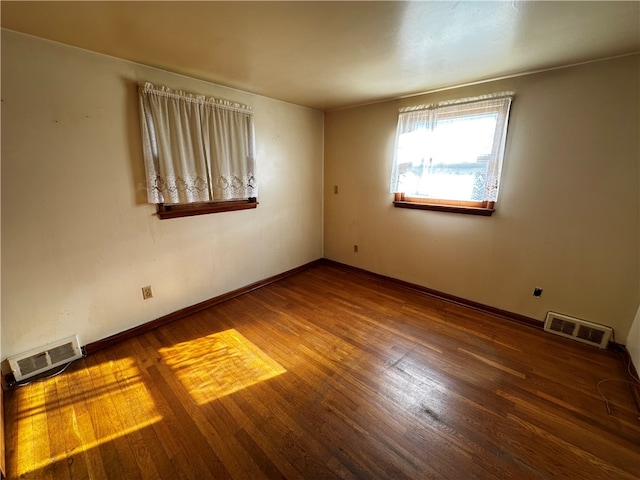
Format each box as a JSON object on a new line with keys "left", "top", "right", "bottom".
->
{"left": 5, "top": 263, "right": 640, "bottom": 479}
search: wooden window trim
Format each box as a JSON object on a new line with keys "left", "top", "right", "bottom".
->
{"left": 156, "top": 198, "right": 258, "bottom": 219}
{"left": 393, "top": 194, "right": 495, "bottom": 216}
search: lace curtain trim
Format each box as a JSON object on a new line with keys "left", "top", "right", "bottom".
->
{"left": 148, "top": 174, "right": 257, "bottom": 204}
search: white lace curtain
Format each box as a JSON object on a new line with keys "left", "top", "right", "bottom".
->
{"left": 139, "top": 82, "right": 257, "bottom": 204}
{"left": 390, "top": 92, "right": 513, "bottom": 202}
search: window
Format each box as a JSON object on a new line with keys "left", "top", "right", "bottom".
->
{"left": 390, "top": 92, "right": 514, "bottom": 216}
{"left": 139, "top": 82, "right": 257, "bottom": 219}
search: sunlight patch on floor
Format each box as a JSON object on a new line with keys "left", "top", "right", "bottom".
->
{"left": 159, "top": 329, "right": 286, "bottom": 405}
{"left": 14, "top": 357, "right": 161, "bottom": 478}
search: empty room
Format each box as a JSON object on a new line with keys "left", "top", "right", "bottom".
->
{"left": 1, "top": 1, "right": 639, "bottom": 479}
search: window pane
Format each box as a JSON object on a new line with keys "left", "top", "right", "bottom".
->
{"left": 434, "top": 114, "right": 497, "bottom": 164}
{"left": 391, "top": 93, "right": 513, "bottom": 204}
{"left": 397, "top": 114, "right": 498, "bottom": 200}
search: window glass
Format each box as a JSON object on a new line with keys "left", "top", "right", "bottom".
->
{"left": 391, "top": 93, "right": 514, "bottom": 210}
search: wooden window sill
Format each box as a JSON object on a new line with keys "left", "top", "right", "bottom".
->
{"left": 157, "top": 198, "right": 258, "bottom": 219}
{"left": 393, "top": 201, "right": 495, "bottom": 216}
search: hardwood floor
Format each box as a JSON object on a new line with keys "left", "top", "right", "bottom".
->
{"left": 5, "top": 263, "right": 640, "bottom": 479}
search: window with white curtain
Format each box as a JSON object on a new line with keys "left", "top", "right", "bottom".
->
{"left": 139, "top": 82, "right": 257, "bottom": 219}
{"left": 390, "top": 92, "right": 514, "bottom": 216}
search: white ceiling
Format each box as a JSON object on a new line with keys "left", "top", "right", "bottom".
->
{"left": 2, "top": 1, "right": 639, "bottom": 111}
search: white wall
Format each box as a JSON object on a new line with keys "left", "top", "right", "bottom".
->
{"left": 324, "top": 55, "right": 640, "bottom": 341}
{"left": 627, "top": 306, "right": 640, "bottom": 372}
{"left": 1, "top": 30, "right": 324, "bottom": 360}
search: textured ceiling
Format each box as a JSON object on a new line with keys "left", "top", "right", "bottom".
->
{"left": 2, "top": 1, "right": 639, "bottom": 111}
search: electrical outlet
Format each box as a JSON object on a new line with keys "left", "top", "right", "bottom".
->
{"left": 142, "top": 285, "right": 153, "bottom": 300}
{"left": 353, "top": 244, "right": 359, "bottom": 253}
{"left": 533, "top": 287, "right": 543, "bottom": 298}
{"left": 334, "top": 185, "right": 339, "bottom": 194}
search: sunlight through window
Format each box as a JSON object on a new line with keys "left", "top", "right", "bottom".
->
{"left": 390, "top": 92, "right": 514, "bottom": 209}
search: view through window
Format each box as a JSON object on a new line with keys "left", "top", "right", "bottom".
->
{"left": 390, "top": 92, "right": 514, "bottom": 214}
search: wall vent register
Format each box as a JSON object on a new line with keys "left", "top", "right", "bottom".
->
{"left": 544, "top": 312, "right": 612, "bottom": 349}
{"left": 7, "top": 335, "right": 83, "bottom": 381}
